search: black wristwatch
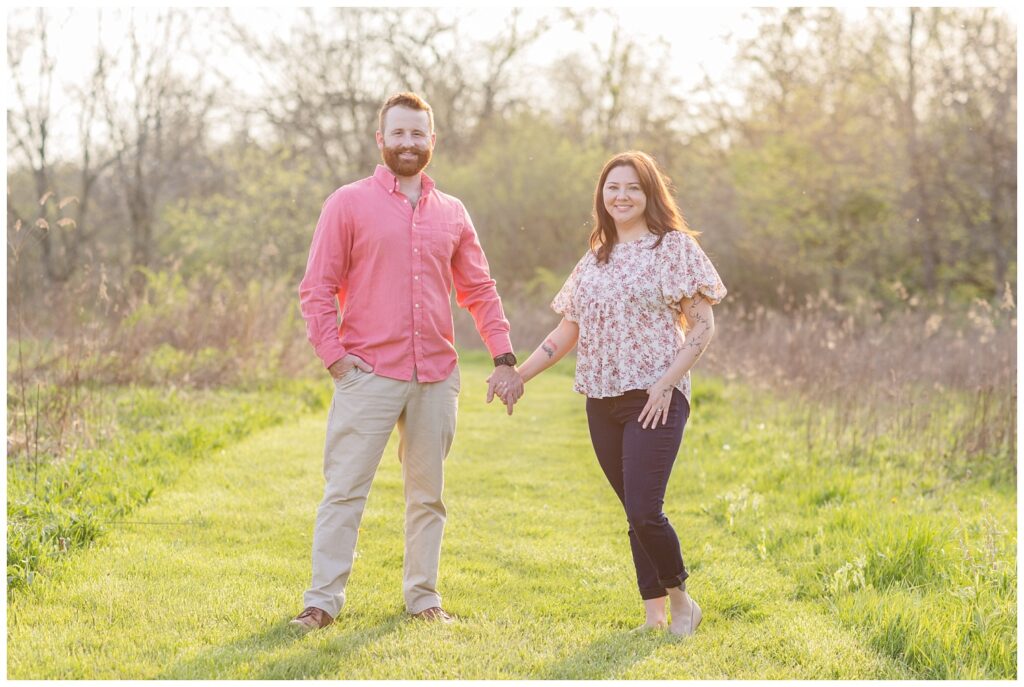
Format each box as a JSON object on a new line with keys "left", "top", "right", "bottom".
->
{"left": 493, "top": 352, "right": 517, "bottom": 367}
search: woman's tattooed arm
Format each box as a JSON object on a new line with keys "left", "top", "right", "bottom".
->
{"left": 541, "top": 338, "right": 559, "bottom": 359}
{"left": 651, "top": 293, "right": 718, "bottom": 391}
{"left": 682, "top": 294, "right": 712, "bottom": 354}
{"left": 517, "top": 318, "right": 580, "bottom": 384}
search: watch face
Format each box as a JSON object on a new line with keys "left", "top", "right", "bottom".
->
{"left": 495, "top": 353, "right": 517, "bottom": 366}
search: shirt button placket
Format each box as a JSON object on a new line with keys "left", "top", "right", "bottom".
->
{"left": 412, "top": 211, "right": 421, "bottom": 372}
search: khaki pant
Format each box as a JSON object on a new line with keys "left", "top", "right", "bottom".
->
{"left": 303, "top": 366, "right": 460, "bottom": 617}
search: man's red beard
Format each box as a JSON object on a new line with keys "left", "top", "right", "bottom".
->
{"left": 382, "top": 145, "right": 432, "bottom": 176}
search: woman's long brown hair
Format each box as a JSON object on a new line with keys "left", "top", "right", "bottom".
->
{"left": 589, "top": 151, "right": 699, "bottom": 264}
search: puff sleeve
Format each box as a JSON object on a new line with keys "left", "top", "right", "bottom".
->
{"left": 551, "top": 252, "right": 592, "bottom": 323}
{"left": 660, "top": 232, "right": 727, "bottom": 310}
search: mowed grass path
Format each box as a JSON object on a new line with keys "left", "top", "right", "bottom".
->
{"left": 7, "top": 354, "right": 1011, "bottom": 678}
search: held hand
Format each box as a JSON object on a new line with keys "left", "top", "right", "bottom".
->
{"left": 486, "top": 365, "right": 524, "bottom": 415}
{"left": 638, "top": 380, "right": 674, "bottom": 429}
{"left": 328, "top": 354, "right": 373, "bottom": 380}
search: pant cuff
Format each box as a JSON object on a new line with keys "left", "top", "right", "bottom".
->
{"left": 658, "top": 571, "right": 688, "bottom": 590}
{"left": 639, "top": 586, "right": 668, "bottom": 600}
{"left": 407, "top": 597, "right": 443, "bottom": 615}
{"left": 302, "top": 594, "right": 341, "bottom": 620}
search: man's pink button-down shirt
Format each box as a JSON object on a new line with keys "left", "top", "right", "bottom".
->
{"left": 299, "top": 165, "right": 513, "bottom": 383}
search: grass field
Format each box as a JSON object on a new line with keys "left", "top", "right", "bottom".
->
{"left": 6, "top": 380, "right": 330, "bottom": 595}
{"left": 6, "top": 353, "right": 1016, "bottom": 679}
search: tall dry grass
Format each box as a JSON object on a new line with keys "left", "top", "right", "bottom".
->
{"left": 6, "top": 266, "right": 316, "bottom": 463}
{"left": 701, "top": 285, "right": 1016, "bottom": 481}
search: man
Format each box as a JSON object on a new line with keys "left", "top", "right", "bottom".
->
{"left": 291, "top": 92, "right": 524, "bottom": 633}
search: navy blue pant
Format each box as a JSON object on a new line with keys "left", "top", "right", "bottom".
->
{"left": 586, "top": 388, "right": 690, "bottom": 600}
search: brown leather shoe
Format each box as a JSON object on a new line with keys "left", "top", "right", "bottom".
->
{"left": 289, "top": 606, "right": 333, "bottom": 634}
{"left": 411, "top": 606, "right": 453, "bottom": 623}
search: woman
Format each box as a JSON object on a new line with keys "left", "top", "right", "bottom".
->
{"left": 507, "top": 151, "right": 726, "bottom": 635}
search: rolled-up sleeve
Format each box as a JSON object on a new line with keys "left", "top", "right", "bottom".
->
{"left": 450, "top": 203, "right": 512, "bottom": 358}
{"left": 298, "top": 190, "right": 351, "bottom": 369}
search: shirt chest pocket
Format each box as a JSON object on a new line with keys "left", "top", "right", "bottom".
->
{"left": 429, "top": 222, "right": 461, "bottom": 259}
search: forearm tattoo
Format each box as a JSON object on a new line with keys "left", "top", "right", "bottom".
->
{"left": 682, "top": 294, "right": 712, "bottom": 354}
{"left": 541, "top": 338, "right": 558, "bottom": 359}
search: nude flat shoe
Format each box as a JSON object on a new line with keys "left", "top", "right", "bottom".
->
{"left": 669, "top": 599, "right": 702, "bottom": 637}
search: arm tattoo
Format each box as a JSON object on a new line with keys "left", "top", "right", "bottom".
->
{"left": 683, "top": 335, "right": 706, "bottom": 352}
{"left": 682, "top": 294, "right": 712, "bottom": 353}
{"left": 541, "top": 338, "right": 558, "bottom": 359}
{"left": 682, "top": 294, "right": 707, "bottom": 328}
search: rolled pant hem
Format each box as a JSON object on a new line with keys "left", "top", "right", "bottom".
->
{"left": 658, "top": 572, "right": 688, "bottom": 590}
{"left": 640, "top": 586, "right": 669, "bottom": 600}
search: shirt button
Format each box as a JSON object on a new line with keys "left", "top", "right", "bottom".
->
{"left": 415, "top": 331, "right": 421, "bottom": 336}
{"left": 414, "top": 275, "right": 419, "bottom": 280}
{"left": 413, "top": 248, "right": 419, "bottom": 253}
{"left": 415, "top": 303, "right": 420, "bottom": 308}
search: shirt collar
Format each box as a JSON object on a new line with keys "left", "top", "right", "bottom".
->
{"left": 373, "top": 164, "right": 436, "bottom": 197}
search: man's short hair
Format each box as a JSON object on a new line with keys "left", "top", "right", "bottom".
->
{"left": 378, "top": 92, "right": 434, "bottom": 133}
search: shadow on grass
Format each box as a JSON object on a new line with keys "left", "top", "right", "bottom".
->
{"left": 535, "top": 628, "right": 677, "bottom": 679}
{"left": 158, "top": 611, "right": 407, "bottom": 679}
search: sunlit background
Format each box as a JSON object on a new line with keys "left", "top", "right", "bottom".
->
{"left": 8, "top": 7, "right": 1015, "bottom": 307}
{"left": 6, "top": 7, "right": 1018, "bottom": 679}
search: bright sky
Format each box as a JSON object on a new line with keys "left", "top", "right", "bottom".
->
{"left": 5, "top": 4, "right": 1018, "bottom": 160}
{"left": 6, "top": 6, "right": 758, "bottom": 152}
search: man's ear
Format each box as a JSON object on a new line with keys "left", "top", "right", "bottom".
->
{"left": 375, "top": 130, "right": 385, "bottom": 149}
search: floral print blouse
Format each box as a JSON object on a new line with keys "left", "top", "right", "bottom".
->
{"left": 551, "top": 230, "right": 727, "bottom": 402}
